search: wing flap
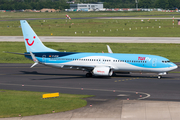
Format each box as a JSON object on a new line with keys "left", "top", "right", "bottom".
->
{"left": 62, "top": 65, "right": 94, "bottom": 71}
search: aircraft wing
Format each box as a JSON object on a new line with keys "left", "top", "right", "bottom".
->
{"left": 61, "top": 64, "right": 94, "bottom": 71}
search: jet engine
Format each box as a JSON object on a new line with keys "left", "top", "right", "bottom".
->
{"left": 93, "top": 67, "right": 113, "bottom": 76}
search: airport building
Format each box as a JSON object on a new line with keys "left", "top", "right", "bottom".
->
{"left": 69, "top": 3, "right": 103, "bottom": 11}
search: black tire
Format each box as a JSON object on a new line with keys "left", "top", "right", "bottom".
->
{"left": 158, "top": 75, "right": 162, "bottom": 79}
{"left": 86, "top": 73, "right": 92, "bottom": 77}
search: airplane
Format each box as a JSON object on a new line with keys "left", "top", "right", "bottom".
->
{"left": 10, "top": 20, "right": 178, "bottom": 79}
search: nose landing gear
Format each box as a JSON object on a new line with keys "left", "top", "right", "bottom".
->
{"left": 158, "top": 75, "right": 162, "bottom": 79}
{"left": 157, "top": 72, "right": 167, "bottom": 79}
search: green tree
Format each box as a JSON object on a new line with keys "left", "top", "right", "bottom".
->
{"left": 155, "top": 0, "right": 169, "bottom": 9}
{"left": 139, "top": 0, "right": 153, "bottom": 8}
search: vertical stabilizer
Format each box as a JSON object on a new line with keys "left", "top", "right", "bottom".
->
{"left": 20, "top": 20, "right": 58, "bottom": 52}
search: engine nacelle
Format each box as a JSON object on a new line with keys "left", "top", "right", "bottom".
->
{"left": 93, "top": 67, "right": 113, "bottom": 76}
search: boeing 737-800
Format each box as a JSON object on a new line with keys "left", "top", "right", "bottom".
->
{"left": 12, "top": 20, "right": 178, "bottom": 79}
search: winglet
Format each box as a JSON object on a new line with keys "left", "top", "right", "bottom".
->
{"left": 29, "top": 51, "right": 38, "bottom": 68}
{"left": 107, "top": 45, "right": 113, "bottom": 53}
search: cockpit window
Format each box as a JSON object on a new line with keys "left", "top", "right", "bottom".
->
{"left": 162, "top": 61, "right": 170, "bottom": 63}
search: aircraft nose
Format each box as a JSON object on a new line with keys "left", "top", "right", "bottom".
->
{"left": 175, "top": 65, "right": 178, "bottom": 69}
{"left": 170, "top": 63, "right": 178, "bottom": 70}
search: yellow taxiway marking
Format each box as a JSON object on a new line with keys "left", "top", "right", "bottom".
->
{"left": 42, "top": 92, "right": 59, "bottom": 99}
{"left": 115, "top": 75, "right": 159, "bottom": 83}
{"left": 114, "top": 73, "right": 177, "bottom": 82}
{"left": 0, "top": 82, "right": 151, "bottom": 99}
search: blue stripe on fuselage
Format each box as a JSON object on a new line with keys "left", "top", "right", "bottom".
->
{"left": 25, "top": 52, "right": 77, "bottom": 58}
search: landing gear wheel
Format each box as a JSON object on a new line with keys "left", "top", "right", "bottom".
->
{"left": 158, "top": 75, "right": 162, "bottom": 79}
{"left": 86, "top": 73, "right": 92, "bottom": 77}
{"left": 112, "top": 72, "right": 116, "bottom": 76}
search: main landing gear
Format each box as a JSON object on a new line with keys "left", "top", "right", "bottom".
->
{"left": 86, "top": 73, "right": 92, "bottom": 77}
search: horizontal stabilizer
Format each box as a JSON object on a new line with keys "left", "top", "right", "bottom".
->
{"left": 29, "top": 51, "right": 38, "bottom": 68}
{"left": 4, "top": 51, "right": 30, "bottom": 56}
{"left": 31, "top": 63, "right": 38, "bottom": 68}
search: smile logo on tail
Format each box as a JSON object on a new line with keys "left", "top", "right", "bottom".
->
{"left": 25, "top": 36, "right": 35, "bottom": 46}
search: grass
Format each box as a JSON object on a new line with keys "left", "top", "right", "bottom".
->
{"left": 1, "top": 42, "right": 180, "bottom": 63}
{"left": 0, "top": 89, "right": 92, "bottom": 118}
{"left": 169, "top": 71, "right": 180, "bottom": 73}
{"left": 0, "top": 11, "right": 180, "bottom": 20}
{"left": 1, "top": 19, "right": 180, "bottom": 37}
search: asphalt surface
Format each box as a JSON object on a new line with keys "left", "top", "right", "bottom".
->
{"left": 0, "top": 63, "right": 180, "bottom": 101}
{"left": 1, "top": 36, "right": 180, "bottom": 43}
{"left": 1, "top": 16, "right": 180, "bottom": 22}
{"left": 1, "top": 63, "right": 180, "bottom": 120}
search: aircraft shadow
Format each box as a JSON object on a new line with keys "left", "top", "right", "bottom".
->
{"left": 20, "top": 71, "right": 112, "bottom": 80}
{"left": 20, "top": 71, "right": 172, "bottom": 80}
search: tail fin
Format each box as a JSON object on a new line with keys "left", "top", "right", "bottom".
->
{"left": 20, "top": 20, "right": 58, "bottom": 52}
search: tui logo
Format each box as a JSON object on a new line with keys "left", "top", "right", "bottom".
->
{"left": 25, "top": 36, "right": 35, "bottom": 46}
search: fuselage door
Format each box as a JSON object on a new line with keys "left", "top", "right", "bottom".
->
{"left": 42, "top": 55, "right": 46, "bottom": 63}
{"left": 152, "top": 58, "right": 157, "bottom": 67}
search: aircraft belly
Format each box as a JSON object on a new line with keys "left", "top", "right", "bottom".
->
{"left": 44, "top": 59, "right": 173, "bottom": 73}
{"left": 113, "top": 62, "right": 171, "bottom": 73}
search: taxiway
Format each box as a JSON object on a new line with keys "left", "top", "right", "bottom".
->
{"left": 0, "top": 63, "right": 180, "bottom": 101}
{"left": 0, "top": 63, "right": 180, "bottom": 120}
